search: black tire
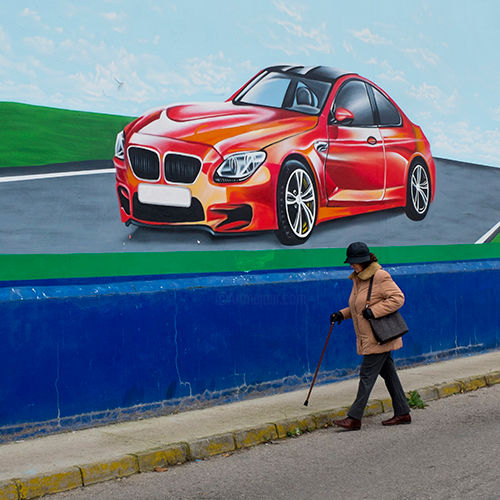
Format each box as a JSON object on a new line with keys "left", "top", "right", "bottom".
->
{"left": 275, "top": 160, "right": 318, "bottom": 245}
{"left": 405, "top": 161, "right": 431, "bottom": 221}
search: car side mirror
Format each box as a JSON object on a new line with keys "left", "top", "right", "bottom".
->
{"left": 334, "top": 107, "right": 354, "bottom": 125}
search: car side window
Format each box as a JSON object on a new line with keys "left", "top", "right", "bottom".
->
{"left": 372, "top": 87, "right": 401, "bottom": 126}
{"left": 333, "top": 80, "right": 375, "bottom": 126}
{"left": 292, "top": 81, "right": 319, "bottom": 108}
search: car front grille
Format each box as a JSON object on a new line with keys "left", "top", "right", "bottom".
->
{"left": 128, "top": 147, "right": 160, "bottom": 180}
{"left": 164, "top": 154, "right": 202, "bottom": 184}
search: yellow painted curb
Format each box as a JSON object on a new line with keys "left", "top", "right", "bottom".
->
{"left": 311, "top": 407, "right": 348, "bottom": 428}
{"left": 0, "top": 480, "right": 19, "bottom": 500}
{"left": 133, "top": 443, "right": 188, "bottom": 472}
{"left": 79, "top": 455, "right": 138, "bottom": 486}
{"left": 435, "top": 381, "right": 461, "bottom": 398}
{"left": 380, "top": 398, "right": 393, "bottom": 413}
{"left": 274, "top": 416, "right": 315, "bottom": 439}
{"left": 363, "top": 400, "right": 383, "bottom": 417}
{"left": 459, "top": 375, "right": 487, "bottom": 392}
{"left": 234, "top": 424, "right": 278, "bottom": 449}
{"left": 1, "top": 371, "right": 498, "bottom": 499}
{"left": 15, "top": 467, "right": 82, "bottom": 499}
{"left": 485, "top": 370, "right": 500, "bottom": 386}
{"left": 415, "top": 385, "right": 439, "bottom": 402}
{"left": 188, "top": 433, "right": 235, "bottom": 459}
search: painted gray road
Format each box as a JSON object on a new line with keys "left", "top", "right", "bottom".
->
{"left": 0, "top": 158, "right": 498, "bottom": 253}
{"left": 53, "top": 384, "right": 500, "bottom": 500}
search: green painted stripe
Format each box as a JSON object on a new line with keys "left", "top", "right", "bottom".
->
{"left": 0, "top": 244, "right": 499, "bottom": 282}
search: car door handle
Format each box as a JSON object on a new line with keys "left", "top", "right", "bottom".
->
{"left": 314, "top": 141, "right": 328, "bottom": 153}
{"left": 367, "top": 136, "right": 378, "bottom": 145}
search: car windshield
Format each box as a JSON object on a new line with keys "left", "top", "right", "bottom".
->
{"left": 234, "top": 71, "right": 332, "bottom": 116}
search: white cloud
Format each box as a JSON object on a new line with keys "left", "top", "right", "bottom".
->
{"left": 262, "top": 41, "right": 297, "bottom": 57}
{"left": 351, "top": 28, "right": 390, "bottom": 45}
{"left": 429, "top": 121, "right": 500, "bottom": 166}
{"left": 23, "top": 36, "right": 55, "bottom": 55}
{"left": 183, "top": 53, "right": 234, "bottom": 96}
{"left": 402, "top": 47, "right": 439, "bottom": 69}
{"left": 0, "top": 53, "right": 38, "bottom": 80}
{"left": 21, "top": 8, "right": 41, "bottom": 22}
{"left": 377, "top": 60, "right": 407, "bottom": 83}
{"left": 408, "top": 82, "right": 440, "bottom": 100}
{"left": 0, "top": 80, "right": 46, "bottom": 102}
{"left": 266, "top": 19, "right": 333, "bottom": 56}
{"left": 59, "top": 38, "right": 109, "bottom": 64}
{"left": 68, "top": 61, "right": 155, "bottom": 105}
{"left": 101, "top": 12, "right": 124, "bottom": 22}
{"left": 492, "top": 105, "right": 500, "bottom": 122}
{"left": 0, "top": 26, "right": 11, "bottom": 53}
{"left": 150, "top": 4, "right": 176, "bottom": 15}
{"left": 273, "top": 0, "right": 303, "bottom": 21}
{"left": 238, "top": 60, "right": 258, "bottom": 73}
{"left": 100, "top": 11, "right": 126, "bottom": 33}
{"left": 343, "top": 41, "right": 354, "bottom": 54}
{"left": 408, "top": 82, "right": 457, "bottom": 112}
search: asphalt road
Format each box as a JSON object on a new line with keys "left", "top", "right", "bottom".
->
{"left": 54, "top": 384, "right": 500, "bottom": 500}
{"left": 0, "top": 158, "right": 498, "bottom": 253}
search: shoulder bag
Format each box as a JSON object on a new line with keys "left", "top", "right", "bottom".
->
{"left": 366, "top": 275, "right": 408, "bottom": 344}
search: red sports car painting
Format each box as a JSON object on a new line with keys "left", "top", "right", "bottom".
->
{"left": 114, "top": 65, "right": 435, "bottom": 245}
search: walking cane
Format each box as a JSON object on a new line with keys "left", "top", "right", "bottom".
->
{"left": 303, "top": 322, "right": 335, "bottom": 406}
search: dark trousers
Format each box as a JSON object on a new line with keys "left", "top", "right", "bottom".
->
{"left": 348, "top": 352, "right": 410, "bottom": 420}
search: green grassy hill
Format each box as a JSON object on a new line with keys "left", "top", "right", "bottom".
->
{"left": 0, "top": 102, "right": 135, "bottom": 168}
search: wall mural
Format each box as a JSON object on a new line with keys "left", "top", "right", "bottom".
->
{"left": 115, "top": 65, "right": 435, "bottom": 246}
{"left": 1, "top": 1, "right": 499, "bottom": 257}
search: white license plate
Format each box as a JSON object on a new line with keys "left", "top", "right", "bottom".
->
{"left": 138, "top": 183, "right": 191, "bottom": 208}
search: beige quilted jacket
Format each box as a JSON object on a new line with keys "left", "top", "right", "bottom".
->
{"left": 340, "top": 262, "right": 405, "bottom": 355}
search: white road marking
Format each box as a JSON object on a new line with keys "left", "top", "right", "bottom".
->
{"left": 475, "top": 221, "right": 500, "bottom": 244}
{"left": 0, "top": 168, "right": 115, "bottom": 183}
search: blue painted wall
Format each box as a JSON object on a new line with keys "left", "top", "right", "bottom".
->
{"left": 1, "top": 260, "right": 499, "bottom": 441}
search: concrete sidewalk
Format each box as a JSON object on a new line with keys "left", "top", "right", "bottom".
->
{"left": 1, "top": 351, "right": 499, "bottom": 500}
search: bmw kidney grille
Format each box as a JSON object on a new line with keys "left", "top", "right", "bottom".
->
{"left": 128, "top": 147, "right": 160, "bottom": 180}
{"left": 164, "top": 154, "right": 202, "bottom": 184}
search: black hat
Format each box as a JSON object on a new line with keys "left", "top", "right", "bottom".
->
{"left": 344, "top": 242, "right": 370, "bottom": 264}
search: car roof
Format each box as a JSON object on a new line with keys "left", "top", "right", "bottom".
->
{"left": 264, "top": 65, "right": 358, "bottom": 83}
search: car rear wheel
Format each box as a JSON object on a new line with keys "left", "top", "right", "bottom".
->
{"left": 405, "top": 161, "right": 431, "bottom": 221}
{"left": 276, "top": 160, "right": 317, "bottom": 245}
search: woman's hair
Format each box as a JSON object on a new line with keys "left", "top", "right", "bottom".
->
{"left": 359, "top": 252, "right": 378, "bottom": 269}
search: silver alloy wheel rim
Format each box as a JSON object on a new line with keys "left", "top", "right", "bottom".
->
{"left": 285, "top": 169, "right": 316, "bottom": 238}
{"left": 410, "top": 164, "right": 430, "bottom": 214}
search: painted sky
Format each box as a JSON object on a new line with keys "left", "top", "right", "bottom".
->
{"left": 1, "top": 0, "right": 500, "bottom": 167}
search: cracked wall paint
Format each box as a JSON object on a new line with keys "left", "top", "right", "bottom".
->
{"left": 54, "top": 343, "right": 61, "bottom": 427}
{"left": 173, "top": 290, "right": 193, "bottom": 398}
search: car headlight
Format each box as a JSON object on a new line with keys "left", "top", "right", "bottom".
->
{"left": 115, "top": 130, "right": 125, "bottom": 160}
{"left": 214, "top": 151, "right": 266, "bottom": 183}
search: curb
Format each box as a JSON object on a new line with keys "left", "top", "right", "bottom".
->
{"left": 1, "top": 370, "right": 498, "bottom": 500}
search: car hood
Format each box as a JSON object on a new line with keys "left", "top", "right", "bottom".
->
{"left": 134, "top": 102, "right": 318, "bottom": 154}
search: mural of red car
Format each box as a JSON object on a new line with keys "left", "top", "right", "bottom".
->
{"left": 114, "top": 65, "right": 435, "bottom": 245}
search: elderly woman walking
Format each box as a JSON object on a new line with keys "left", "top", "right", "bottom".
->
{"left": 330, "top": 242, "right": 411, "bottom": 431}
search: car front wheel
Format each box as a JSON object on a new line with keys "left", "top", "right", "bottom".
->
{"left": 405, "top": 161, "right": 431, "bottom": 220}
{"left": 276, "top": 160, "right": 317, "bottom": 245}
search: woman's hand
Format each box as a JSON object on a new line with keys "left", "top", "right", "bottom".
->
{"left": 362, "top": 307, "right": 375, "bottom": 320}
{"left": 330, "top": 311, "right": 344, "bottom": 324}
